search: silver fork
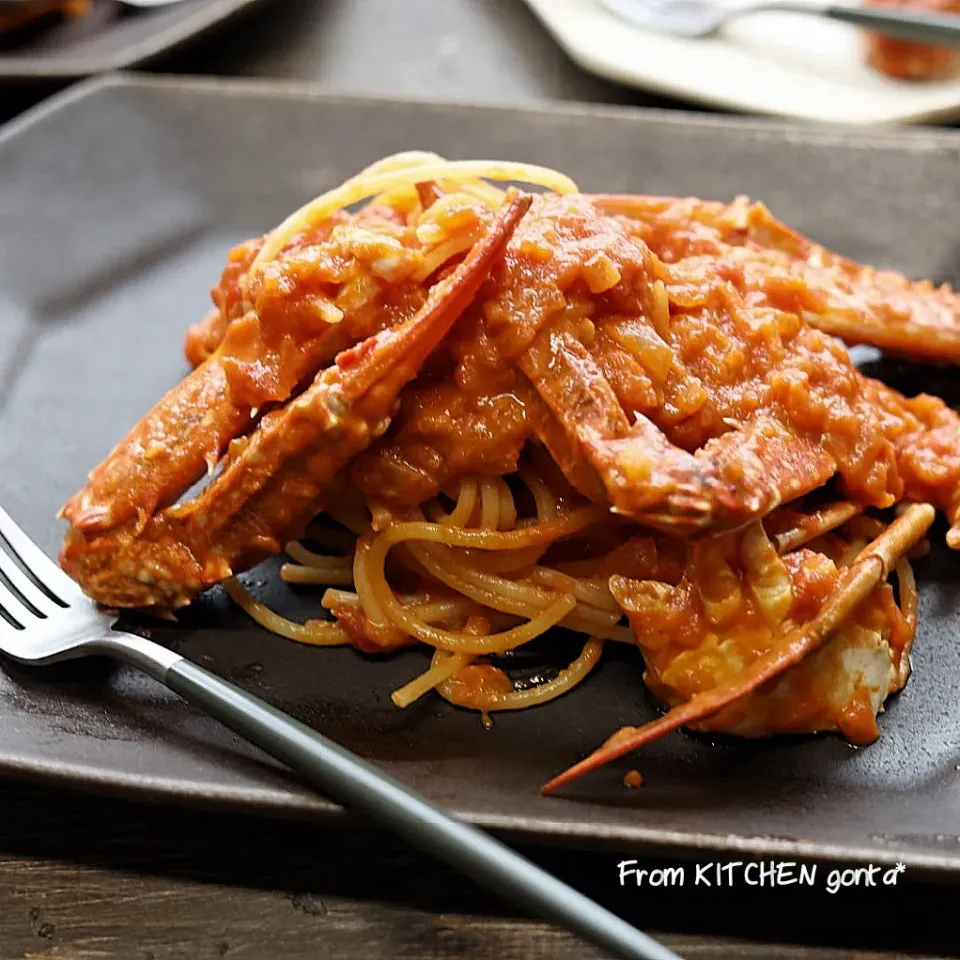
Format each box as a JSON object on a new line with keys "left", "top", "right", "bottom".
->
{"left": 598, "top": 0, "right": 960, "bottom": 43}
{"left": 0, "top": 504, "right": 682, "bottom": 960}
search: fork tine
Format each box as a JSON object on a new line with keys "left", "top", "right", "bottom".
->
{"left": 0, "top": 506, "right": 83, "bottom": 605}
{"left": 0, "top": 545, "right": 63, "bottom": 617}
{"left": 0, "top": 571, "right": 38, "bottom": 629}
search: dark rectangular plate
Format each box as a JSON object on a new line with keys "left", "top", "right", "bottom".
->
{"left": 4, "top": 73, "right": 960, "bottom": 874}
{"left": 0, "top": 0, "right": 267, "bottom": 80}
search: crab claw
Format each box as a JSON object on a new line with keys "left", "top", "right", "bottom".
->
{"left": 60, "top": 192, "right": 533, "bottom": 610}
{"left": 540, "top": 502, "right": 934, "bottom": 794}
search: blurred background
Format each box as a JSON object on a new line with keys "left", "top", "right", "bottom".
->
{"left": 0, "top": 0, "right": 676, "bottom": 124}
{"left": 6, "top": 0, "right": 960, "bottom": 128}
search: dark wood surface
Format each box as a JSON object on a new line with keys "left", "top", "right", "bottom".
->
{"left": 2, "top": 776, "right": 959, "bottom": 960}
{"left": 2, "top": 1, "right": 960, "bottom": 958}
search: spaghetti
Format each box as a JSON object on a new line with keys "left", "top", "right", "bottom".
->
{"left": 226, "top": 451, "right": 628, "bottom": 713}
{"left": 224, "top": 450, "right": 924, "bottom": 743}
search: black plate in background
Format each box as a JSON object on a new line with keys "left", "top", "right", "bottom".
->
{"left": 4, "top": 73, "right": 960, "bottom": 874}
{"left": 0, "top": 0, "right": 269, "bottom": 80}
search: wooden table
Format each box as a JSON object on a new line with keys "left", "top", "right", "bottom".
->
{"left": 2, "top": 2, "right": 960, "bottom": 958}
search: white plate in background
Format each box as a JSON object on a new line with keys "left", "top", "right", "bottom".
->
{"left": 522, "top": 0, "right": 960, "bottom": 123}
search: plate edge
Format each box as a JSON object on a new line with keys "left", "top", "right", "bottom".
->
{"left": 3, "top": 753, "right": 960, "bottom": 876}
{"left": 9, "top": 71, "right": 960, "bottom": 157}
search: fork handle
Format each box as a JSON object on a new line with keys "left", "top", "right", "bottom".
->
{"left": 151, "top": 657, "right": 680, "bottom": 960}
{"left": 773, "top": 0, "right": 960, "bottom": 46}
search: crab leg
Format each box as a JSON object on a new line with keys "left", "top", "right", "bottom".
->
{"left": 60, "top": 193, "right": 532, "bottom": 609}
{"left": 540, "top": 502, "right": 934, "bottom": 794}
{"left": 606, "top": 415, "right": 837, "bottom": 532}
{"left": 61, "top": 288, "right": 355, "bottom": 538}
{"left": 588, "top": 194, "right": 811, "bottom": 259}
{"left": 591, "top": 193, "right": 960, "bottom": 366}
{"left": 61, "top": 202, "right": 427, "bottom": 537}
{"left": 513, "top": 327, "right": 723, "bottom": 525}
{"left": 516, "top": 326, "right": 836, "bottom": 533}
{"left": 59, "top": 357, "right": 254, "bottom": 534}
{"left": 766, "top": 501, "right": 864, "bottom": 553}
